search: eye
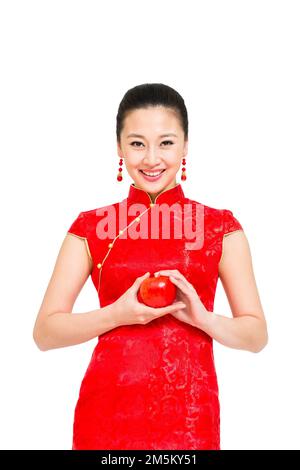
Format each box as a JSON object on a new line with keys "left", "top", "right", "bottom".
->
{"left": 130, "top": 140, "right": 174, "bottom": 147}
{"left": 130, "top": 141, "right": 144, "bottom": 147}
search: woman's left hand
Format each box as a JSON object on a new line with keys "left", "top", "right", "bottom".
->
{"left": 153, "top": 269, "right": 209, "bottom": 328}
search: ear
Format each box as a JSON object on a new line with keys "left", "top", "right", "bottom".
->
{"left": 117, "top": 142, "right": 123, "bottom": 159}
{"left": 183, "top": 140, "right": 188, "bottom": 157}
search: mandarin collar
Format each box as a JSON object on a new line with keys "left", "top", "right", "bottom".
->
{"left": 127, "top": 182, "right": 185, "bottom": 206}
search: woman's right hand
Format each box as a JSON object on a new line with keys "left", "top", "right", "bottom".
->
{"left": 111, "top": 272, "right": 186, "bottom": 327}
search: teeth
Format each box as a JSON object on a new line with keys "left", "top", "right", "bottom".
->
{"left": 141, "top": 170, "right": 165, "bottom": 177}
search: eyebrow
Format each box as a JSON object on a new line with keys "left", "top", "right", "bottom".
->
{"left": 126, "top": 133, "right": 178, "bottom": 139}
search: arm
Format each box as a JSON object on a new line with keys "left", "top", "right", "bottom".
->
{"left": 32, "top": 234, "right": 119, "bottom": 351}
{"left": 198, "top": 230, "right": 268, "bottom": 353}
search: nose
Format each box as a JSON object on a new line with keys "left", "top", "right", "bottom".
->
{"left": 143, "top": 148, "right": 161, "bottom": 167}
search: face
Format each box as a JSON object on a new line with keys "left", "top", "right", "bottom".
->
{"left": 117, "top": 106, "right": 188, "bottom": 201}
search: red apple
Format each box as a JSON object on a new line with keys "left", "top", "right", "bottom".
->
{"left": 138, "top": 275, "right": 177, "bottom": 308}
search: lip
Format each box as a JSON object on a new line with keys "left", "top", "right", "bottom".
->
{"left": 139, "top": 169, "right": 166, "bottom": 182}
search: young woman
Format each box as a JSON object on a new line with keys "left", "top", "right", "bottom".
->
{"left": 33, "top": 83, "right": 268, "bottom": 450}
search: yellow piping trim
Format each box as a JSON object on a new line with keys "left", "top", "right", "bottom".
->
{"left": 96, "top": 184, "right": 182, "bottom": 294}
{"left": 96, "top": 205, "right": 150, "bottom": 294}
{"left": 131, "top": 182, "right": 181, "bottom": 205}
{"left": 223, "top": 229, "right": 243, "bottom": 237}
{"left": 67, "top": 232, "right": 93, "bottom": 267}
{"left": 218, "top": 229, "right": 244, "bottom": 267}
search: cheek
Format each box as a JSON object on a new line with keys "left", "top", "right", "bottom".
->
{"left": 166, "top": 155, "right": 182, "bottom": 169}
{"left": 168, "top": 162, "right": 181, "bottom": 173}
{"left": 124, "top": 156, "right": 141, "bottom": 170}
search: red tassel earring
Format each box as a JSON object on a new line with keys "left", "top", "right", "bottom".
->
{"left": 117, "top": 157, "right": 123, "bottom": 182}
{"left": 181, "top": 157, "right": 187, "bottom": 181}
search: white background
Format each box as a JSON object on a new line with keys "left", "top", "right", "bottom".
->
{"left": 0, "top": 0, "right": 299, "bottom": 450}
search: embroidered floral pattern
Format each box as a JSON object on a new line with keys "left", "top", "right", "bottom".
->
{"left": 67, "top": 184, "right": 243, "bottom": 450}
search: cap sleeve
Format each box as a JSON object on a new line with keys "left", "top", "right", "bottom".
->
{"left": 67, "top": 212, "right": 92, "bottom": 263}
{"left": 68, "top": 211, "right": 86, "bottom": 238}
{"left": 223, "top": 209, "right": 243, "bottom": 236}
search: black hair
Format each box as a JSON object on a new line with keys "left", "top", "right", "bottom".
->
{"left": 116, "top": 83, "right": 188, "bottom": 143}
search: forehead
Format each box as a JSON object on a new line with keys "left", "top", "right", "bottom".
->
{"left": 123, "top": 106, "right": 180, "bottom": 133}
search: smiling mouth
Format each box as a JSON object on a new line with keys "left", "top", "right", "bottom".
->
{"left": 139, "top": 169, "right": 166, "bottom": 177}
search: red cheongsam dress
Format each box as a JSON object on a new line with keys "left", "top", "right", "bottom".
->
{"left": 67, "top": 182, "right": 243, "bottom": 450}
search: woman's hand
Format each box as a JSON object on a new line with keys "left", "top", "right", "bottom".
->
{"left": 112, "top": 272, "right": 186, "bottom": 327}
{"left": 153, "top": 269, "right": 209, "bottom": 328}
